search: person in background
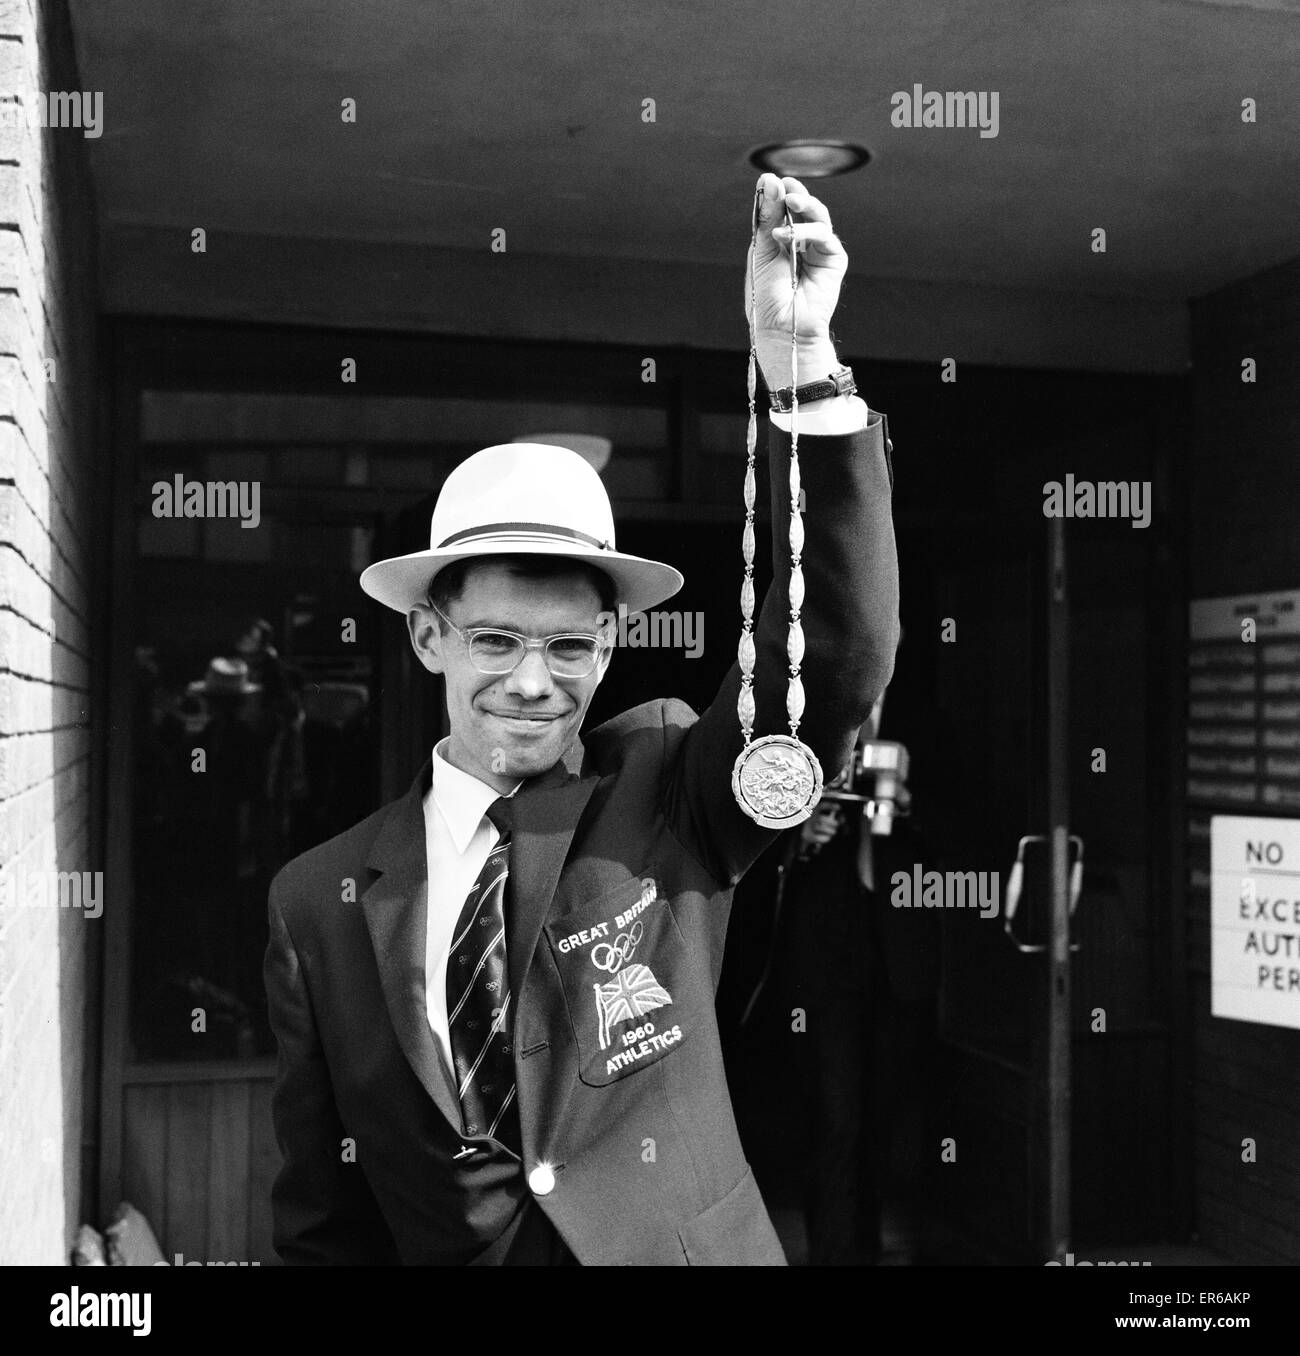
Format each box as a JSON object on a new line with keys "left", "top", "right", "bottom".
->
{"left": 235, "top": 617, "right": 303, "bottom": 876}
{"left": 723, "top": 664, "right": 940, "bottom": 1266}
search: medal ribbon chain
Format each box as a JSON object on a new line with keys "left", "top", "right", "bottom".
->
{"left": 739, "top": 202, "right": 805, "bottom": 746}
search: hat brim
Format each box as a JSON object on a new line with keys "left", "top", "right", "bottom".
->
{"left": 186, "top": 680, "right": 262, "bottom": 695}
{"left": 359, "top": 541, "right": 684, "bottom": 616}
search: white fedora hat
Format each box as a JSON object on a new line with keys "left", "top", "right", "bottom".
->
{"left": 359, "top": 443, "right": 684, "bottom": 615}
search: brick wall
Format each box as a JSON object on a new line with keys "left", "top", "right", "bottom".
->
{"left": 1187, "top": 254, "right": 1300, "bottom": 1262}
{"left": 0, "top": 0, "right": 99, "bottom": 1263}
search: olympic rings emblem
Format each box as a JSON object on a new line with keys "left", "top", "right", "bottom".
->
{"left": 591, "top": 921, "right": 644, "bottom": 973}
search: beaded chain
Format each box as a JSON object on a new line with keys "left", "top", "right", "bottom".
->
{"left": 738, "top": 198, "right": 806, "bottom": 746}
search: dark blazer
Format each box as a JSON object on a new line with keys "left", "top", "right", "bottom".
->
{"left": 264, "top": 414, "right": 899, "bottom": 1265}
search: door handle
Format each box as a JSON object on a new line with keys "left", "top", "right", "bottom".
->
{"left": 1003, "top": 833, "right": 1084, "bottom": 954}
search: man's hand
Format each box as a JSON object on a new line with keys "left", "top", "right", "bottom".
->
{"left": 797, "top": 800, "right": 844, "bottom": 858}
{"left": 747, "top": 173, "right": 849, "bottom": 392}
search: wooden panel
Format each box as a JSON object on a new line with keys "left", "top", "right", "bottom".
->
{"left": 206, "top": 1081, "right": 252, "bottom": 1262}
{"left": 247, "top": 1079, "right": 280, "bottom": 1264}
{"left": 119, "top": 1071, "right": 279, "bottom": 1265}
{"left": 120, "top": 1083, "right": 168, "bottom": 1246}
{"left": 163, "top": 1083, "right": 211, "bottom": 1263}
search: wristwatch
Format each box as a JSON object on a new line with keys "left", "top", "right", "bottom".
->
{"left": 768, "top": 365, "right": 857, "bottom": 413}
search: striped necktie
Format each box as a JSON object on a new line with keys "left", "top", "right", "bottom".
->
{"left": 446, "top": 796, "right": 521, "bottom": 1154}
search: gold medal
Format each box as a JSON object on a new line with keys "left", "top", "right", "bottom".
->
{"left": 733, "top": 187, "right": 823, "bottom": 828}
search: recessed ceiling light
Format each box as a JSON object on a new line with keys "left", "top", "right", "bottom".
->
{"left": 748, "top": 140, "right": 871, "bottom": 179}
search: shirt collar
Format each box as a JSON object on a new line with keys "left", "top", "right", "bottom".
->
{"left": 431, "top": 738, "right": 521, "bottom": 854}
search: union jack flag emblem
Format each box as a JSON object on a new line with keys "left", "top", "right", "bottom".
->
{"left": 593, "top": 964, "right": 673, "bottom": 1049}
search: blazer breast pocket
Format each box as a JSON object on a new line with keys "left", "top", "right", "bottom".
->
{"left": 544, "top": 874, "right": 694, "bottom": 1087}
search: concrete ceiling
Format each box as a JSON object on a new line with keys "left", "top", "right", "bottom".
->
{"left": 67, "top": 0, "right": 1300, "bottom": 307}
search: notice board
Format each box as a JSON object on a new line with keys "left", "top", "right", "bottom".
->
{"left": 1189, "top": 591, "right": 1300, "bottom": 1028}
{"left": 1210, "top": 816, "right": 1300, "bottom": 1030}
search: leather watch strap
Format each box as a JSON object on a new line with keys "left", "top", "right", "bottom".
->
{"left": 768, "top": 365, "right": 857, "bottom": 413}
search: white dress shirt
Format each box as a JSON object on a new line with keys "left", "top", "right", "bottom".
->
{"left": 422, "top": 738, "right": 521, "bottom": 1081}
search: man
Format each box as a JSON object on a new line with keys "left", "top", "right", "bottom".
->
{"left": 738, "top": 671, "right": 940, "bottom": 1266}
{"left": 264, "top": 174, "right": 899, "bottom": 1265}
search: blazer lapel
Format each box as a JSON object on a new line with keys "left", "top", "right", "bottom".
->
{"left": 361, "top": 762, "right": 462, "bottom": 1125}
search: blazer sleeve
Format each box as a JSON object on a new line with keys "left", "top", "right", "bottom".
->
{"left": 264, "top": 876, "right": 399, "bottom": 1265}
{"left": 664, "top": 411, "right": 899, "bottom": 886}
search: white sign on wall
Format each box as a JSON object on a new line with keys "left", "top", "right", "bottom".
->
{"left": 1211, "top": 815, "right": 1300, "bottom": 1030}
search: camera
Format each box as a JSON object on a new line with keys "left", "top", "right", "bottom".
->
{"left": 821, "top": 738, "right": 911, "bottom": 836}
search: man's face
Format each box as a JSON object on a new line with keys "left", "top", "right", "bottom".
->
{"left": 407, "top": 560, "right": 611, "bottom": 792}
{"left": 235, "top": 626, "right": 263, "bottom": 656}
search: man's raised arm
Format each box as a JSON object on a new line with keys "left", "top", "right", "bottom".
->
{"left": 665, "top": 174, "right": 900, "bottom": 884}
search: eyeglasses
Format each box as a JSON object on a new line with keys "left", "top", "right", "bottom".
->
{"left": 427, "top": 600, "right": 611, "bottom": 679}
